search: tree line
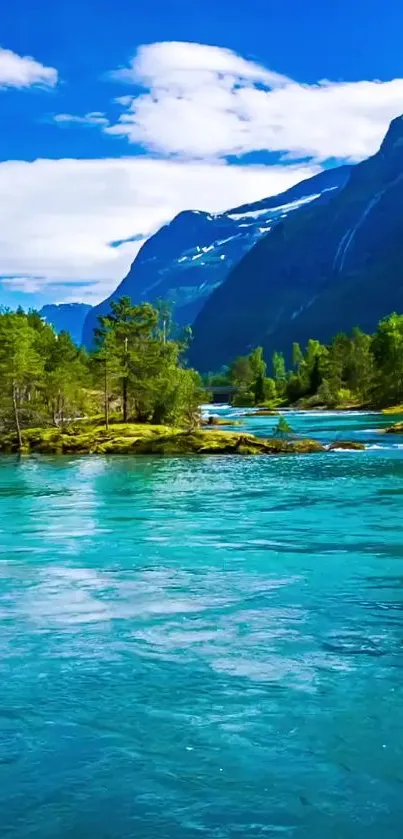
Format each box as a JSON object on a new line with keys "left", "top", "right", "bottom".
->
{"left": 0, "top": 298, "right": 203, "bottom": 445}
{"left": 2, "top": 302, "right": 403, "bottom": 446}
{"left": 204, "top": 313, "right": 403, "bottom": 409}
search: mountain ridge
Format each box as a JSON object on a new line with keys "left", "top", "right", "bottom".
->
{"left": 188, "top": 116, "right": 403, "bottom": 371}
{"left": 82, "top": 165, "right": 350, "bottom": 346}
{"left": 39, "top": 303, "right": 92, "bottom": 345}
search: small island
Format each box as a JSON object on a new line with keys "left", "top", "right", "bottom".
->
{"left": 0, "top": 422, "right": 366, "bottom": 456}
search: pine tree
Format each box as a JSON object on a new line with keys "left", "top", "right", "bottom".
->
{"left": 0, "top": 311, "right": 43, "bottom": 448}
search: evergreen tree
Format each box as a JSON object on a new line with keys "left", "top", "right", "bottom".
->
{"left": 95, "top": 298, "right": 204, "bottom": 424}
{"left": 372, "top": 313, "right": 403, "bottom": 406}
{"left": 229, "top": 354, "right": 254, "bottom": 406}
{"left": 42, "top": 330, "right": 89, "bottom": 427}
{"left": 95, "top": 298, "right": 158, "bottom": 422}
{"left": 0, "top": 311, "right": 43, "bottom": 447}
{"left": 274, "top": 416, "right": 293, "bottom": 436}
{"left": 253, "top": 372, "right": 266, "bottom": 405}
{"left": 272, "top": 351, "right": 287, "bottom": 396}
{"left": 292, "top": 342, "right": 304, "bottom": 372}
{"left": 249, "top": 347, "right": 267, "bottom": 404}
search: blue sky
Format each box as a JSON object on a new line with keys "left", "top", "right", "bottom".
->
{"left": 1, "top": 0, "right": 403, "bottom": 309}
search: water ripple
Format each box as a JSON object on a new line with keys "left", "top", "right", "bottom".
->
{"left": 1, "top": 412, "right": 403, "bottom": 837}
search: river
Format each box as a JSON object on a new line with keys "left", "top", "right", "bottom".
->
{"left": 1, "top": 409, "right": 403, "bottom": 837}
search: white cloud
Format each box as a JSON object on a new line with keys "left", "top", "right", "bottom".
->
{"left": 53, "top": 111, "right": 108, "bottom": 126}
{"left": 110, "top": 41, "right": 288, "bottom": 89}
{"left": 0, "top": 156, "right": 318, "bottom": 304}
{"left": 3, "top": 40, "right": 402, "bottom": 308}
{"left": 0, "top": 46, "right": 58, "bottom": 89}
{"left": 106, "top": 41, "right": 403, "bottom": 162}
{"left": 1, "top": 276, "right": 46, "bottom": 294}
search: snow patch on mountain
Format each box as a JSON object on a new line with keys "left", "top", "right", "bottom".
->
{"left": 82, "top": 165, "right": 351, "bottom": 346}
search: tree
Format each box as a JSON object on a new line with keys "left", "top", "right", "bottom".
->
{"left": 304, "top": 339, "right": 327, "bottom": 395}
{"left": 253, "top": 372, "right": 266, "bottom": 404}
{"left": 309, "top": 356, "right": 322, "bottom": 395}
{"left": 272, "top": 351, "right": 287, "bottom": 397}
{"left": 349, "top": 328, "right": 374, "bottom": 401}
{"left": 42, "top": 330, "right": 89, "bottom": 427}
{"left": 229, "top": 354, "right": 254, "bottom": 406}
{"left": 272, "top": 351, "right": 286, "bottom": 381}
{"left": 292, "top": 342, "right": 304, "bottom": 372}
{"left": 274, "top": 416, "right": 293, "bottom": 436}
{"left": 317, "top": 378, "right": 337, "bottom": 407}
{"left": 249, "top": 347, "right": 267, "bottom": 405}
{"left": 286, "top": 373, "right": 306, "bottom": 404}
{"left": 95, "top": 298, "right": 159, "bottom": 422}
{"left": 92, "top": 328, "right": 122, "bottom": 429}
{"left": 249, "top": 347, "right": 266, "bottom": 379}
{"left": 155, "top": 298, "right": 173, "bottom": 345}
{"left": 229, "top": 355, "right": 253, "bottom": 388}
{"left": 0, "top": 312, "right": 43, "bottom": 448}
{"left": 372, "top": 313, "right": 403, "bottom": 406}
{"left": 94, "top": 298, "right": 205, "bottom": 425}
{"left": 263, "top": 377, "right": 277, "bottom": 402}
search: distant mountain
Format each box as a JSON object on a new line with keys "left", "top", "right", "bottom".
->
{"left": 82, "top": 166, "right": 351, "bottom": 347}
{"left": 40, "top": 303, "right": 92, "bottom": 345}
{"left": 189, "top": 116, "right": 403, "bottom": 371}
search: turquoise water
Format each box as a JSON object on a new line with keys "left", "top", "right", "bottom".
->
{"left": 1, "top": 410, "right": 403, "bottom": 838}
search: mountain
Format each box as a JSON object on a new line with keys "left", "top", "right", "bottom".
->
{"left": 39, "top": 303, "right": 92, "bottom": 345}
{"left": 82, "top": 166, "right": 351, "bottom": 347}
{"left": 189, "top": 116, "right": 403, "bottom": 372}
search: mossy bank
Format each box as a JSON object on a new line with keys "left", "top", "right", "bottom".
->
{"left": 0, "top": 423, "right": 365, "bottom": 456}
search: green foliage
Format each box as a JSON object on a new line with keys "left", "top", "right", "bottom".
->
{"left": 208, "top": 321, "right": 386, "bottom": 411}
{"left": 94, "top": 297, "right": 204, "bottom": 427}
{"left": 272, "top": 351, "right": 286, "bottom": 384}
{"left": 249, "top": 346, "right": 267, "bottom": 380}
{"left": 0, "top": 299, "right": 205, "bottom": 440}
{"left": 371, "top": 313, "right": 403, "bottom": 406}
{"left": 2, "top": 300, "right": 403, "bottom": 451}
{"left": 262, "top": 377, "right": 277, "bottom": 402}
{"left": 0, "top": 310, "right": 45, "bottom": 445}
{"left": 283, "top": 326, "right": 380, "bottom": 408}
{"left": 229, "top": 355, "right": 254, "bottom": 388}
{"left": 203, "top": 367, "right": 230, "bottom": 388}
{"left": 42, "top": 331, "right": 90, "bottom": 426}
{"left": 228, "top": 346, "right": 271, "bottom": 407}
{"left": 273, "top": 416, "right": 293, "bottom": 436}
{"left": 231, "top": 391, "right": 255, "bottom": 407}
{"left": 292, "top": 342, "right": 304, "bottom": 371}
{"left": 317, "top": 378, "right": 337, "bottom": 408}
{"left": 286, "top": 373, "right": 306, "bottom": 404}
{"left": 253, "top": 371, "right": 266, "bottom": 405}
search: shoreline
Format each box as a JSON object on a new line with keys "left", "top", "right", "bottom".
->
{"left": 0, "top": 422, "right": 367, "bottom": 457}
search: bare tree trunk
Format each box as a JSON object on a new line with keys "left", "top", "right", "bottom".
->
{"left": 122, "top": 377, "right": 128, "bottom": 423}
{"left": 104, "top": 361, "right": 109, "bottom": 430}
{"left": 123, "top": 336, "right": 129, "bottom": 423}
{"left": 58, "top": 390, "right": 65, "bottom": 429}
{"left": 12, "top": 383, "right": 23, "bottom": 451}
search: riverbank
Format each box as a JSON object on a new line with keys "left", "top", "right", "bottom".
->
{"left": 0, "top": 422, "right": 366, "bottom": 456}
